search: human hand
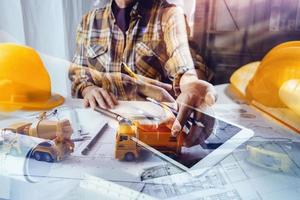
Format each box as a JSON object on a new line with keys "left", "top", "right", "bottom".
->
{"left": 82, "top": 85, "right": 118, "bottom": 109}
{"left": 122, "top": 73, "right": 175, "bottom": 102}
{"left": 137, "top": 75, "right": 175, "bottom": 97}
{"left": 172, "top": 80, "right": 217, "bottom": 147}
{"left": 81, "top": 72, "right": 175, "bottom": 109}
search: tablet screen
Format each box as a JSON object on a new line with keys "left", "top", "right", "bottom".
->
{"left": 172, "top": 112, "right": 242, "bottom": 168}
{"left": 140, "top": 111, "right": 243, "bottom": 169}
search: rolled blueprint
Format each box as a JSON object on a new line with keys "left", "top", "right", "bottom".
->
{"left": 0, "top": 132, "right": 51, "bottom": 183}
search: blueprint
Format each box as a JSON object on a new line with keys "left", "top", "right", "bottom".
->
{"left": 66, "top": 102, "right": 299, "bottom": 200}
{"left": 1, "top": 100, "right": 300, "bottom": 200}
{"left": 137, "top": 145, "right": 300, "bottom": 199}
{"left": 134, "top": 103, "right": 300, "bottom": 200}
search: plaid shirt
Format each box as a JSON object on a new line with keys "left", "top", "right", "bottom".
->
{"left": 69, "top": 0, "right": 210, "bottom": 100}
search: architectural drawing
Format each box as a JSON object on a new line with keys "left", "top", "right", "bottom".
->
{"left": 1, "top": 101, "right": 300, "bottom": 200}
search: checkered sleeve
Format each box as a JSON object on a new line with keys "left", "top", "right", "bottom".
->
{"left": 69, "top": 12, "right": 101, "bottom": 98}
{"left": 161, "top": 7, "right": 195, "bottom": 96}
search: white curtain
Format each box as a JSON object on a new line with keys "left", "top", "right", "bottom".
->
{"left": 0, "top": 0, "right": 193, "bottom": 61}
{"left": 0, "top": 0, "right": 108, "bottom": 60}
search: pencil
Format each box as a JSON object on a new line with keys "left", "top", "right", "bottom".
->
{"left": 81, "top": 123, "right": 108, "bottom": 155}
{"left": 122, "top": 62, "right": 139, "bottom": 80}
{"left": 94, "top": 107, "right": 127, "bottom": 122}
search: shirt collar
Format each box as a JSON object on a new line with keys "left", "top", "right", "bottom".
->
{"left": 136, "top": 0, "right": 156, "bottom": 19}
{"left": 131, "top": 1, "right": 141, "bottom": 19}
{"left": 108, "top": 0, "right": 141, "bottom": 19}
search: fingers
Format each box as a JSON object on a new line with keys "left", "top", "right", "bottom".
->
{"left": 171, "top": 96, "right": 193, "bottom": 136}
{"left": 183, "top": 110, "right": 216, "bottom": 147}
{"left": 122, "top": 74, "right": 175, "bottom": 101}
{"left": 201, "top": 111, "right": 216, "bottom": 140}
{"left": 82, "top": 87, "right": 118, "bottom": 110}
{"left": 171, "top": 119, "right": 182, "bottom": 137}
{"left": 157, "top": 86, "right": 176, "bottom": 102}
{"left": 83, "top": 97, "right": 90, "bottom": 108}
{"left": 138, "top": 82, "right": 175, "bottom": 103}
{"left": 89, "top": 96, "right": 97, "bottom": 110}
{"left": 109, "top": 92, "right": 118, "bottom": 105}
{"left": 185, "top": 111, "right": 204, "bottom": 147}
{"left": 204, "top": 83, "right": 217, "bottom": 106}
{"left": 161, "top": 114, "right": 176, "bottom": 130}
{"left": 93, "top": 90, "right": 107, "bottom": 109}
{"left": 138, "top": 75, "right": 173, "bottom": 92}
{"left": 184, "top": 125, "right": 203, "bottom": 147}
{"left": 99, "top": 88, "right": 118, "bottom": 109}
{"left": 205, "top": 92, "right": 215, "bottom": 106}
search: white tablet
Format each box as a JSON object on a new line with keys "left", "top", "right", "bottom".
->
{"left": 135, "top": 109, "right": 254, "bottom": 177}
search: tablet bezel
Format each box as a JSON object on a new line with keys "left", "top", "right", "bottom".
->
{"left": 189, "top": 122, "right": 254, "bottom": 177}
{"left": 139, "top": 113, "right": 254, "bottom": 177}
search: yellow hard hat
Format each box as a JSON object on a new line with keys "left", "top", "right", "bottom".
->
{"left": 0, "top": 43, "right": 64, "bottom": 111}
{"left": 230, "top": 41, "right": 300, "bottom": 107}
{"left": 279, "top": 79, "right": 300, "bottom": 116}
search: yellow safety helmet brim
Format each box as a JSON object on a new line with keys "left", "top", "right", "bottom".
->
{"left": 0, "top": 93, "right": 64, "bottom": 112}
{"left": 230, "top": 61, "right": 260, "bottom": 97}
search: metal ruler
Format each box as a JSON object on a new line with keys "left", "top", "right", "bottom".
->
{"left": 80, "top": 174, "right": 156, "bottom": 200}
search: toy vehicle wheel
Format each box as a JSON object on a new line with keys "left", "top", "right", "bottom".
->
{"left": 124, "top": 152, "right": 135, "bottom": 161}
{"left": 43, "top": 153, "right": 54, "bottom": 163}
{"left": 33, "top": 152, "right": 42, "bottom": 161}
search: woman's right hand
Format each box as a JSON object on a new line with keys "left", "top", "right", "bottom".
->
{"left": 82, "top": 86, "right": 118, "bottom": 109}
